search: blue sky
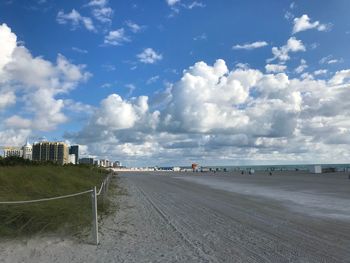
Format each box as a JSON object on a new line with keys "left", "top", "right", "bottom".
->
{"left": 1, "top": 0, "right": 350, "bottom": 166}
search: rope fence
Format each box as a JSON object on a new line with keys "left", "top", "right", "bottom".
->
{"left": 0, "top": 173, "right": 113, "bottom": 245}
{"left": 0, "top": 190, "right": 93, "bottom": 205}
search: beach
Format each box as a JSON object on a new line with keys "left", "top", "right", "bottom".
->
{"left": 1, "top": 171, "right": 350, "bottom": 262}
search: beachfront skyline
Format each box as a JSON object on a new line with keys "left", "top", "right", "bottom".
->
{"left": 1, "top": 1, "right": 350, "bottom": 166}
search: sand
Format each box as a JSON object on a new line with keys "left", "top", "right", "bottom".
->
{"left": 1, "top": 171, "right": 350, "bottom": 262}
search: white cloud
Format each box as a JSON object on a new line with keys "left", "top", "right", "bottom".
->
{"left": 0, "top": 129, "right": 31, "bottom": 147}
{"left": 328, "top": 59, "right": 341, "bottom": 64}
{"left": 166, "top": 0, "right": 204, "bottom": 17}
{"left": 0, "top": 91, "right": 16, "bottom": 110}
{"left": 125, "top": 21, "right": 144, "bottom": 33}
{"left": 293, "top": 14, "right": 331, "bottom": 34}
{"left": 294, "top": 59, "right": 308, "bottom": 74}
{"left": 0, "top": 23, "right": 90, "bottom": 133}
{"left": 104, "top": 28, "right": 130, "bottom": 46}
{"left": 67, "top": 57, "right": 350, "bottom": 165}
{"left": 329, "top": 70, "right": 350, "bottom": 85}
{"left": 5, "top": 115, "right": 32, "bottom": 129}
{"left": 72, "top": 47, "right": 88, "bottom": 54}
{"left": 186, "top": 1, "right": 205, "bottom": 9}
{"left": 125, "top": 83, "right": 136, "bottom": 97}
{"left": 193, "top": 33, "right": 207, "bottom": 41}
{"left": 100, "top": 83, "right": 112, "bottom": 88}
{"left": 146, "top": 75, "right": 160, "bottom": 84}
{"left": 57, "top": 9, "right": 95, "bottom": 32}
{"left": 95, "top": 94, "right": 140, "bottom": 130}
{"left": 87, "top": 0, "right": 107, "bottom": 7}
{"left": 86, "top": 0, "right": 114, "bottom": 24}
{"left": 232, "top": 41, "right": 268, "bottom": 50}
{"left": 166, "top": 0, "right": 180, "bottom": 6}
{"left": 268, "top": 37, "right": 305, "bottom": 63}
{"left": 0, "top": 23, "right": 16, "bottom": 77}
{"left": 314, "top": 69, "right": 327, "bottom": 76}
{"left": 319, "top": 55, "right": 343, "bottom": 65}
{"left": 92, "top": 7, "right": 113, "bottom": 23}
{"left": 265, "top": 64, "right": 287, "bottom": 73}
{"left": 101, "top": 64, "right": 116, "bottom": 71}
{"left": 137, "top": 48, "right": 163, "bottom": 64}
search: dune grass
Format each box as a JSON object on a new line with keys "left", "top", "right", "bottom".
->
{"left": 0, "top": 165, "right": 109, "bottom": 237}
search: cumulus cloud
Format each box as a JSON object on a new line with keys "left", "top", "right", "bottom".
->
{"left": 319, "top": 55, "right": 343, "bottom": 65}
{"left": 0, "top": 23, "right": 90, "bottom": 144}
{"left": 329, "top": 70, "right": 350, "bottom": 85}
{"left": 57, "top": 9, "right": 95, "bottom": 32}
{"left": 293, "top": 14, "right": 330, "bottom": 34}
{"left": 146, "top": 75, "right": 160, "bottom": 84}
{"left": 0, "top": 91, "right": 16, "bottom": 110}
{"left": 232, "top": 41, "right": 268, "bottom": 50}
{"left": 0, "top": 129, "right": 32, "bottom": 147}
{"left": 92, "top": 7, "right": 113, "bottom": 23}
{"left": 0, "top": 23, "right": 16, "bottom": 77}
{"left": 87, "top": 0, "right": 108, "bottom": 7}
{"left": 95, "top": 94, "right": 141, "bottom": 130}
{"left": 265, "top": 64, "right": 287, "bottom": 73}
{"left": 125, "top": 21, "right": 144, "bottom": 33}
{"left": 72, "top": 47, "right": 88, "bottom": 54}
{"left": 104, "top": 28, "right": 130, "bottom": 46}
{"left": 294, "top": 59, "right": 308, "bottom": 74}
{"left": 314, "top": 69, "right": 327, "bottom": 76}
{"left": 137, "top": 48, "right": 163, "bottom": 64}
{"left": 166, "top": 0, "right": 204, "bottom": 17}
{"left": 185, "top": 2, "right": 205, "bottom": 9}
{"left": 268, "top": 37, "right": 306, "bottom": 63}
{"left": 166, "top": 0, "right": 180, "bottom": 6}
{"left": 67, "top": 58, "right": 350, "bottom": 164}
{"left": 5, "top": 115, "right": 32, "bottom": 129}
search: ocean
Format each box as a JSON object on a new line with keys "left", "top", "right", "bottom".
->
{"left": 177, "top": 164, "right": 350, "bottom": 172}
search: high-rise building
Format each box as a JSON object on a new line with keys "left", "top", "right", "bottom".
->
{"left": 32, "top": 142, "right": 69, "bottom": 165}
{"left": 3, "top": 147, "right": 22, "bottom": 158}
{"left": 113, "top": 161, "right": 121, "bottom": 167}
{"left": 68, "top": 154, "right": 76, "bottom": 164}
{"left": 100, "top": 159, "right": 111, "bottom": 167}
{"left": 69, "top": 145, "right": 79, "bottom": 164}
{"left": 22, "top": 141, "right": 32, "bottom": 160}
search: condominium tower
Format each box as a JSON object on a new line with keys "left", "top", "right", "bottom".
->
{"left": 32, "top": 142, "right": 69, "bottom": 165}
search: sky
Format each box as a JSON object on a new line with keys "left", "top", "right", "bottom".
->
{"left": 1, "top": 0, "right": 350, "bottom": 166}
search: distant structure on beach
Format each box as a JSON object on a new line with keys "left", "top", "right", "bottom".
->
{"left": 79, "top": 157, "right": 122, "bottom": 168}
{"left": 310, "top": 165, "right": 322, "bottom": 174}
{"left": 32, "top": 141, "right": 69, "bottom": 165}
{"left": 68, "top": 154, "right": 76, "bottom": 164}
{"left": 2, "top": 141, "right": 33, "bottom": 160}
{"left": 3, "top": 147, "right": 22, "bottom": 158}
{"left": 79, "top": 157, "right": 95, "bottom": 165}
{"left": 69, "top": 145, "right": 79, "bottom": 164}
{"left": 22, "top": 141, "right": 32, "bottom": 160}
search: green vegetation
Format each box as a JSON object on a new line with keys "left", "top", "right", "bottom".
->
{"left": 0, "top": 161, "right": 111, "bottom": 237}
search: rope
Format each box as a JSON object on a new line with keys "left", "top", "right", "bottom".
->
{"left": 0, "top": 173, "right": 112, "bottom": 204}
{"left": 97, "top": 175, "right": 110, "bottom": 196}
{"left": 97, "top": 181, "right": 104, "bottom": 196}
{"left": 0, "top": 189, "right": 93, "bottom": 205}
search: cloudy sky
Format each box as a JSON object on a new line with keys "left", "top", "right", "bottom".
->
{"left": 1, "top": 0, "right": 350, "bottom": 166}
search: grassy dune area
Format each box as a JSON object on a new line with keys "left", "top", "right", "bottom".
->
{"left": 0, "top": 164, "right": 109, "bottom": 237}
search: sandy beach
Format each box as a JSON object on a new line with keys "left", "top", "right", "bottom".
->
{"left": 1, "top": 171, "right": 350, "bottom": 262}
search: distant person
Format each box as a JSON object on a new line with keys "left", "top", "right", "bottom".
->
{"left": 269, "top": 172, "right": 272, "bottom": 176}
